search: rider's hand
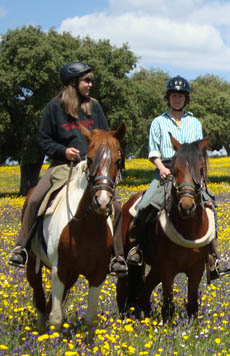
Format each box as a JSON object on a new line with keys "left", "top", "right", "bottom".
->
{"left": 65, "top": 147, "right": 80, "bottom": 161}
{"left": 159, "top": 166, "right": 171, "bottom": 179}
{"left": 151, "top": 157, "right": 171, "bottom": 179}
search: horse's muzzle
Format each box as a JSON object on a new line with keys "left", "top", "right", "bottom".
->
{"left": 93, "top": 190, "right": 113, "bottom": 215}
{"left": 178, "top": 198, "right": 196, "bottom": 219}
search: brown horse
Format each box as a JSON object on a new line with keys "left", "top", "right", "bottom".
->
{"left": 26, "top": 123, "right": 125, "bottom": 330}
{"left": 117, "top": 135, "right": 216, "bottom": 322}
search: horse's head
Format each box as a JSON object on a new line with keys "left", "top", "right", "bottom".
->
{"left": 170, "top": 134, "right": 209, "bottom": 219}
{"left": 80, "top": 123, "right": 126, "bottom": 215}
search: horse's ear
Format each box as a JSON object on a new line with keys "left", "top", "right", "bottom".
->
{"left": 199, "top": 136, "right": 209, "bottom": 150}
{"left": 169, "top": 132, "right": 180, "bottom": 151}
{"left": 79, "top": 124, "right": 92, "bottom": 143}
{"left": 110, "top": 123, "right": 126, "bottom": 142}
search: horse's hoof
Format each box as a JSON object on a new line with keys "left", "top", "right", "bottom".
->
{"left": 84, "top": 317, "right": 97, "bottom": 328}
{"left": 37, "top": 313, "right": 47, "bottom": 333}
{"left": 49, "top": 313, "right": 63, "bottom": 331}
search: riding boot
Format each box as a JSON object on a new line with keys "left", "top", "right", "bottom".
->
{"left": 109, "top": 199, "right": 128, "bottom": 277}
{"left": 8, "top": 220, "right": 38, "bottom": 268}
{"left": 127, "top": 205, "right": 158, "bottom": 267}
{"left": 208, "top": 235, "right": 230, "bottom": 281}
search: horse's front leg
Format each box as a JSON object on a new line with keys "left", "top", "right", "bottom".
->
{"left": 186, "top": 266, "right": 204, "bottom": 319}
{"left": 116, "top": 275, "right": 128, "bottom": 315}
{"left": 141, "top": 266, "right": 161, "bottom": 317}
{"left": 161, "top": 272, "right": 175, "bottom": 323}
{"left": 49, "top": 265, "right": 65, "bottom": 329}
{"left": 85, "top": 283, "right": 103, "bottom": 326}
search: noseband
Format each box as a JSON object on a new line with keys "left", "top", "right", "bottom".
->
{"left": 88, "top": 174, "right": 115, "bottom": 195}
{"left": 174, "top": 181, "right": 201, "bottom": 201}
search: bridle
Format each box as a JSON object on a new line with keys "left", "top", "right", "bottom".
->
{"left": 173, "top": 180, "right": 201, "bottom": 202}
{"left": 164, "top": 168, "right": 205, "bottom": 215}
{"left": 66, "top": 145, "right": 121, "bottom": 221}
{"left": 86, "top": 144, "right": 121, "bottom": 194}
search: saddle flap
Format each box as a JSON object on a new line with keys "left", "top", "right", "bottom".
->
{"left": 129, "top": 196, "right": 143, "bottom": 217}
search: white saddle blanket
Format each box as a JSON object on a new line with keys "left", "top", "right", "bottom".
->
{"left": 159, "top": 208, "right": 215, "bottom": 248}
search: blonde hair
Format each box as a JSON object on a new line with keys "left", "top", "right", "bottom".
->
{"left": 57, "top": 72, "right": 95, "bottom": 119}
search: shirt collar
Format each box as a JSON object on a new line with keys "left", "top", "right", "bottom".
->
{"left": 163, "top": 111, "right": 193, "bottom": 120}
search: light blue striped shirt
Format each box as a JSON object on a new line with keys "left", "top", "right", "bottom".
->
{"left": 148, "top": 111, "right": 203, "bottom": 160}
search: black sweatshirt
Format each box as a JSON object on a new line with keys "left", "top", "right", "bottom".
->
{"left": 39, "top": 98, "right": 109, "bottom": 163}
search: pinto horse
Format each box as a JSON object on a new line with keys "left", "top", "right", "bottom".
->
{"left": 117, "top": 135, "right": 216, "bottom": 322}
{"left": 26, "top": 123, "right": 125, "bottom": 330}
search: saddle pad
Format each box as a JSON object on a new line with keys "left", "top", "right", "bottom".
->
{"left": 159, "top": 208, "right": 215, "bottom": 248}
{"left": 38, "top": 161, "right": 87, "bottom": 217}
{"left": 129, "top": 196, "right": 143, "bottom": 217}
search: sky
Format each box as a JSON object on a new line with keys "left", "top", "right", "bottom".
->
{"left": 1, "top": 0, "right": 230, "bottom": 82}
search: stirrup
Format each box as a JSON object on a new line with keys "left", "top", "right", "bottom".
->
{"left": 215, "top": 257, "right": 230, "bottom": 276}
{"left": 109, "top": 256, "right": 128, "bottom": 277}
{"left": 127, "top": 246, "right": 143, "bottom": 267}
{"left": 8, "top": 246, "right": 28, "bottom": 268}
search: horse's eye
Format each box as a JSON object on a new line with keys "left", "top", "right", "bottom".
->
{"left": 87, "top": 157, "right": 92, "bottom": 167}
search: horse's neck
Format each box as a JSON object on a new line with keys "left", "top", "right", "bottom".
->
{"left": 74, "top": 185, "right": 93, "bottom": 219}
{"left": 169, "top": 207, "right": 208, "bottom": 240}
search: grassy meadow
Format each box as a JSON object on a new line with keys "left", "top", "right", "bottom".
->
{"left": 0, "top": 158, "right": 230, "bottom": 355}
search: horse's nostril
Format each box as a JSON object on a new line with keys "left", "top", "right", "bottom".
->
{"left": 179, "top": 201, "right": 196, "bottom": 216}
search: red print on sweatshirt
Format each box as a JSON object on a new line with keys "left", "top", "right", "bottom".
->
{"left": 62, "top": 120, "right": 94, "bottom": 131}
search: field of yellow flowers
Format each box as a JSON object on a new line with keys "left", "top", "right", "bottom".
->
{"left": 0, "top": 158, "right": 229, "bottom": 355}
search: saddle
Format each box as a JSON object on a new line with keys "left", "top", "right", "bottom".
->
{"left": 38, "top": 161, "right": 87, "bottom": 217}
{"left": 32, "top": 161, "right": 87, "bottom": 263}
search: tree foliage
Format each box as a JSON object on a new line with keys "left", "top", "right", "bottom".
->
{"left": 128, "top": 69, "right": 169, "bottom": 157}
{"left": 0, "top": 26, "right": 137, "bottom": 194}
{"left": 189, "top": 75, "right": 230, "bottom": 154}
{"left": 1, "top": 26, "right": 230, "bottom": 195}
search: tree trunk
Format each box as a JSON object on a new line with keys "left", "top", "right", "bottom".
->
{"left": 223, "top": 145, "right": 230, "bottom": 156}
{"left": 19, "top": 159, "right": 44, "bottom": 196}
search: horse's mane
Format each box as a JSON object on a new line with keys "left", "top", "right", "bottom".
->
{"left": 172, "top": 140, "right": 208, "bottom": 184}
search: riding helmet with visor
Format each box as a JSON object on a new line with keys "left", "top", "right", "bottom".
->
{"left": 165, "top": 75, "right": 190, "bottom": 105}
{"left": 60, "top": 62, "right": 92, "bottom": 86}
{"left": 166, "top": 75, "right": 190, "bottom": 93}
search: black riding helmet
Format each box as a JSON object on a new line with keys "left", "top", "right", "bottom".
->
{"left": 60, "top": 62, "right": 92, "bottom": 86}
{"left": 165, "top": 75, "right": 190, "bottom": 106}
{"left": 166, "top": 75, "right": 190, "bottom": 93}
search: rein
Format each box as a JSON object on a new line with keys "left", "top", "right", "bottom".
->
{"left": 65, "top": 159, "right": 95, "bottom": 222}
{"left": 65, "top": 156, "right": 91, "bottom": 222}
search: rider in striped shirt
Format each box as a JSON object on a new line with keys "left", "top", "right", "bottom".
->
{"left": 127, "top": 75, "right": 230, "bottom": 281}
